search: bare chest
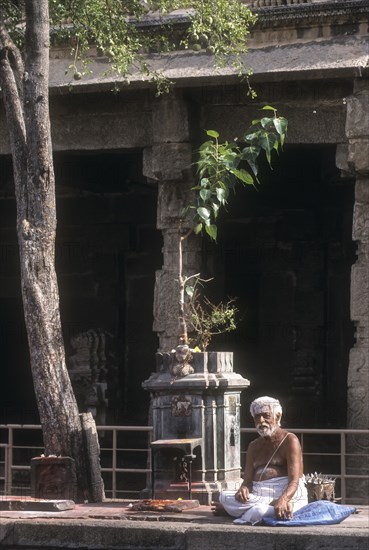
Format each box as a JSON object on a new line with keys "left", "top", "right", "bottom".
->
{"left": 252, "top": 441, "right": 288, "bottom": 481}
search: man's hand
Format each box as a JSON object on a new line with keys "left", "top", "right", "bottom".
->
{"left": 235, "top": 484, "right": 250, "bottom": 503}
{"left": 271, "top": 496, "right": 293, "bottom": 520}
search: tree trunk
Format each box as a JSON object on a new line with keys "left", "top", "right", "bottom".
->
{"left": 0, "top": 0, "right": 101, "bottom": 502}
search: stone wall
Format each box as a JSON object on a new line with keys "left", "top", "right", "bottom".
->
{"left": 344, "top": 78, "right": 369, "bottom": 503}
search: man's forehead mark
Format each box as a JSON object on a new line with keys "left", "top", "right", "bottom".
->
{"left": 253, "top": 405, "right": 278, "bottom": 415}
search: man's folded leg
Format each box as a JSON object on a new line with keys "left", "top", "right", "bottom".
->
{"left": 219, "top": 490, "right": 272, "bottom": 524}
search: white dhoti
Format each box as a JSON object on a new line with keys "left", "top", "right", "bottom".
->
{"left": 219, "top": 476, "right": 308, "bottom": 525}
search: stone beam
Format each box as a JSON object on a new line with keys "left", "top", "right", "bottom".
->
{"left": 203, "top": 104, "right": 347, "bottom": 145}
{"left": 0, "top": 95, "right": 152, "bottom": 155}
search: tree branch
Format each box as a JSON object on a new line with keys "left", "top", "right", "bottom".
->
{"left": 0, "top": 24, "right": 27, "bottom": 214}
{"left": 0, "top": 20, "right": 25, "bottom": 102}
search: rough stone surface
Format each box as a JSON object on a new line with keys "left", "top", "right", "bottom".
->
{"left": 149, "top": 143, "right": 193, "bottom": 182}
{"left": 336, "top": 143, "right": 352, "bottom": 175}
{"left": 348, "top": 139, "right": 369, "bottom": 174}
{"left": 346, "top": 78, "right": 369, "bottom": 503}
{"left": 347, "top": 347, "right": 369, "bottom": 390}
{"left": 153, "top": 270, "right": 180, "bottom": 341}
{"left": 148, "top": 91, "right": 202, "bottom": 352}
{"left": 152, "top": 93, "right": 190, "bottom": 143}
{"left": 143, "top": 145, "right": 193, "bottom": 183}
{"left": 51, "top": 111, "right": 152, "bottom": 152}
{"left": 346, "top": 88, "right": 369, "bottom": 139}
{"left": 30, "top": 456, "right": 77, "bottom": 502}
{"left": 80, "top": 412, "right": 105, "bottom": 502}
{"left": 156, "top": 186, "right": 194, "bottom": 230}
{"left": 350, "top": 265, "right": 369, "bottom": 319}
{"left": 203, "top": 104, "right": 347, "bottom": 144}
{"left": 153, "top": 225, "right": 201, "bottom": 351}
{"left": 0, "top": 502, "right": 368, "bottom": 550}
{"left": 0, "top": 498, "right": 75, "bottom": 512}
{"left": 355, "top": 177, "right": 369, "bottom": 204}
{"left": 45, "top": 37, "right": 369, "bottom": 92}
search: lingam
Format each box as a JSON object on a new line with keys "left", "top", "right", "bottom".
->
{"left": 142, "top": 347, "right": 249, "bottom": 504}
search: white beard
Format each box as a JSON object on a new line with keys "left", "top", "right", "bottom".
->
{"left": 256, "top": 423, "right": 277, "bottom": 437}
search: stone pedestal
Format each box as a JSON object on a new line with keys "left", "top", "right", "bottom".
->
{"left": 31, "top": 456, "right": 77, "bottom": 501}
{"left": 142, "top": 351, "right": 249, "bottom": 504}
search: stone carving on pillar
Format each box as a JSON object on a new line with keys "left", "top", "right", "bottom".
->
{"left": 342, "top": 79, "right": 369, "bottom": 504}
{"left": 170, "top": 344, "right": 195, "bottom": 380}
{"left": 67, "top": 329, "right": 120, "bottom": 426}
{"left": 143, "top": 91, "right": 202, "bottom": 352}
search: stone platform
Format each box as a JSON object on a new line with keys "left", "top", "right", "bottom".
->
{"left": 0, "top": 500, "right": 368, "bottom": 549}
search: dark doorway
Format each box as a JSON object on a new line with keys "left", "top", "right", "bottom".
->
{"left": 206, "top": 145, "right": 355, "bottom": 428}
{"left": 0, "top": 150, "right": 162, "bottom": 425}
{"left": 54, "top": 150, "right": 162, "bottom": 424}
{"left": 0, "top": 155, "right": 37, "bottom": 423}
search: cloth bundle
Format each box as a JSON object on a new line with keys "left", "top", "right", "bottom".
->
{"left": 262, "top": 500, "right": 356, "bottom": 526}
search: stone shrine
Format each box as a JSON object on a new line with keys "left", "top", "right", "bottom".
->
{"left": 142, "top": 349, "right": 249, "bottom": 504}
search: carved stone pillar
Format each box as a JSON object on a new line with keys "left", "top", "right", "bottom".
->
{"left": 343, "top": 79, "right": 369, "bottom": 503}
{"left": 143, "top": 92, "right": 201, "bottom": 352}
{"left": 142, "top": 351, "right": 249, "bottom": 504}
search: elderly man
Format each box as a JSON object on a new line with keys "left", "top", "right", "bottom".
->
{"left": 216, "top": 396, "right": 308, "bottom": 525}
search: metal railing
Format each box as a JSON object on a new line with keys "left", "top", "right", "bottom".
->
{"left": 0, "top": 424, "right": 153, "bottom": 500}
{"left": 1, "top": 424, "right": 368, "bottom": 503}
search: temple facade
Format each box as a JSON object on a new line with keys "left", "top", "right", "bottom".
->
{"left": 0, "top": 0, "right": 368, "bottom": 502}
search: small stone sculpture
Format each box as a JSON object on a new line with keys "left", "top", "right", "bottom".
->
{"left": 170, "top": 344, "right": 194, "bottom": 380}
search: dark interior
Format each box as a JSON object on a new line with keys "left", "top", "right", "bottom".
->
{"left": 0, "top": 145, "right": 355, "bottom": 428}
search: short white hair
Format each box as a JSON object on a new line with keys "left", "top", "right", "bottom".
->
{"left": 250, "top": 396, "right": 282, "bottom": 420}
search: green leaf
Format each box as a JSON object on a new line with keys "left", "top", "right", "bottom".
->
{"left": 194, "top": 223, "right": 203, "bottom": 234}
{"left": 199, "top": 140, "right": 214, "bottom": 152}
{"left": 261, "top": 105, "right": 277, "bottom": 111}
{"left": 273, "top": 118, "right": 283, "bottom": 136}
{"left": 206, "top": 130, "right": 220, "bottom": 138}
{"left": 259, "top": 134, "right": 271, "bottom": 164}
{"left": 260, "top": 117, "right": 273, "bottom": 129}
{"left": 269, "top": 133, "right": 278, "bottom": 153}
{"left": 273, "top": 117, "right": 288, "bottom": 146}
{"left": 216, "top": 187, "right": 228, "bottom": 204}
{"left": 243, "top": 131, "right": 258, "bottom": 143}
{"left": 185, "top": 285, "right": 195, "bottom": 297}
{"left": 200, "top": 189, "right": 212, "bottom": 202}
{"left": 258, "top": 132, "right": 278, "bottom": 165}
{"left": 197, "top": 207, "right": 211, "bottom": 221}
{"left": 212, "top": 203, "right": 220, "bottom": 218}
{"left": 242, "top": 145, "right": 260, "bottom": 156}
{"left": 205, "top": 224, "right": 218, "bottom": 241}
{"left": 229, "top": 168, "right": 254, "bottom": 185}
